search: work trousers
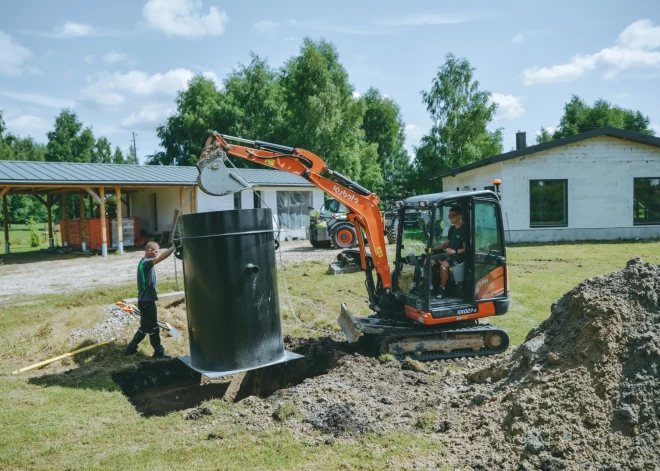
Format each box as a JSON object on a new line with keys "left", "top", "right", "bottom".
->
{"left": 126, "top": 301, "right": 163, "bottom": 354}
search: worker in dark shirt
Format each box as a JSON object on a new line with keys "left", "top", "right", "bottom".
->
{"left": 430, "top": 206, "right": 468, "bottom": 298}
{"left": 124, "top": 241, "right": 175, "bottom": 358}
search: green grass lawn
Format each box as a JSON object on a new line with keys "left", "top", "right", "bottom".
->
{"left": 0, "top": 241, "right": 658, "bottom": 470}
{"left": 1, "top": 223, "right": 62, "bottom": 255}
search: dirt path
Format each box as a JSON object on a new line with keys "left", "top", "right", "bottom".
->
{"left": 0, "top": 241, "right": 345, "bottom": 302}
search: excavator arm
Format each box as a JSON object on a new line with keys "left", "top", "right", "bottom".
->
{"left": 197, "top": 132, "right": 392, "bottom": 306}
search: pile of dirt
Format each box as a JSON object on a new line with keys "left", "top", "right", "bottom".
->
{"left": 486, "top": 257, "right": 660, "bottom": 470}
{"left": 232, "top": 258, "right": 660, "bottom": 470}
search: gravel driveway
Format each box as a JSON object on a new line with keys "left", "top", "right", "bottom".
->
{"left": 0, "top": 241, "right": 345, "bottom": 302}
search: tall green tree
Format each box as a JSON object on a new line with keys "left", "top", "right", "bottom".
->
{"left": 540, "top": 96, "right": 654, "bottom": 140}
{"left": 536, "top": 127, "right": 554, "bottom": 144}
{"left": 224, "top": 54, "right": 285, "bottom": 143}
{"left": 148, "top": 76, "right": 225, "bottom": 166}
{"left": 360, "top": 88, "right": 411, "bottom": 200}
{"left": 280, "top": 38, "right": 382, "bottom": 190}
{"left": 414, "top": 53, "right": 502, "bottom": 193}
{"left": 45, "top": 110, "right": 95, "bottom": 163}
{"left": 6, "top": 136, "right": 46, "bottom": 161}
{"left": 112, "top": 146, "right": 125, "bottom": 164}
{"left": 92, "top": 137, "right": 113, "bottom": 163}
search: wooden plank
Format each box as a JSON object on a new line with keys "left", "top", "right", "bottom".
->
{"left": 0, "top": 187, "right": 10, "bottom": 198}
{"left": 222, "top": 372, "right": 247, "bottom": 402}
{"left": 115, "top": 187, "right": 123, "bottom": 246}
{"left": 122, "top": 291, "right": 185, "bottom": 304}
{"left": 47, "top": 195, "right": 53, "bottom": 242}
{"left": 34, "top": 194, "right": 48, "bottom": 207}
{"left": 179, "top": 187, "right": 185, "bottom": 215}
{"left": 61, "top": 191, "right": 68, "bottom": 246}
{"left": 2, "top": 195, "right": 8, "bottom": 246}
{"left": 99, "top": 187, "right": 107, "bottom": 254}
{"left": 79, "top": 194, "right": 86, "bottom": 248}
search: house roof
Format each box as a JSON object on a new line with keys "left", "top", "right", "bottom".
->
{"left": 0, "top": 161, "right": 314, "bottom": 187}
{"left": 436, "top": 127, "right": 660, "bottom": 179}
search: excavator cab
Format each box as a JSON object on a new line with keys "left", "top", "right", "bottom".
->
{"left": 392, "top": 191, "right": 510, "bottom": 324}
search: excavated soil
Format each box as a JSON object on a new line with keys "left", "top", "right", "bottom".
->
{"left": 108, "top": 257, "right": 659, "bottom": 469}
{"left": 228, "top": 258, "right": 660, "bottom": 470}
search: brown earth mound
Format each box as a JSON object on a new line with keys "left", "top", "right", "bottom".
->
{"left": 227, "top": 258, "right": 660, "bottom": 470}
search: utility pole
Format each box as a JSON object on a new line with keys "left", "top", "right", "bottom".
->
{"left": 132, "top": 132, "right": 138, "bottom": 165}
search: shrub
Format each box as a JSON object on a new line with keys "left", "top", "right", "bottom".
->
{"left": 28, "top": 218, "right": 41, "bottom": 247}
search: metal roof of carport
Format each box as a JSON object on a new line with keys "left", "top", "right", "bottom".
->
{"left": 0, "top": 161, "right": 314, "bottom": 188}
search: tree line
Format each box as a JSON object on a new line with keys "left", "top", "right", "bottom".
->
{"left": 0, "top": 110, "right": 136, "bottom": 223}
{"left": 1, "top": 36, "right": 656, "bottom": 224}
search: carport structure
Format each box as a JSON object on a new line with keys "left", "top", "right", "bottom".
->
{"left": 0, "top": 160, "right": 197, "bottom": 256}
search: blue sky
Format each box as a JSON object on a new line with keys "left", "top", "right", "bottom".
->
{"left": 1, "top": 0, "right": 659, "bottom": 163}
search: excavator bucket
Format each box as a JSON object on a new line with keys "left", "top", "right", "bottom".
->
{"left": 337, "top": 303, "right": 362, "bottom": 343}
{"left": 197, "top": 150, "right": 251, "bottom": 196}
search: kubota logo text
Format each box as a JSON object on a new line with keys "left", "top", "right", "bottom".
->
{"left": 333, "top": 186, "right": 359, "bottom": 204}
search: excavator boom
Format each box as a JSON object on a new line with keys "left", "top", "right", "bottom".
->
{"left": 197, "top": 132, "right": 511, "bottom": 362}
{"left": 198, "top": 132, "right": 392, "bottom": 303}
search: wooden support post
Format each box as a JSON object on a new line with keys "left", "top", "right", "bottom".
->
{"left": 2, "top": 195, "right": 9, "bottom": 255}
{"left": 179, "top": 187, "right": 185, "bottom": 215}
{"left": 191, "top": 186, "right": 197, "bottom": 214}
{"left": 47, "top": 195, "right": 54, "bottom": 248}
{"left": 89, "top": 194, "right": 94, "bottom": 219}
{"left": 61, "top": 191, "right": 68, "bottom": 247}
{"left": 100, "top": 187, "right": 107, "bottom": 257}
{"left": 79, "top": 193, "right": 87, "bottom": 252}
{"left": 115, "top": 187, "right": 123, "bottom": 255}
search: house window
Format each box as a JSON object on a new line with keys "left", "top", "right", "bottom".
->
{"left": 530, "top": 180, "right": 568, "bottom": 227}
{"left": 277, "top": 191, "right": 312, "bottom": 229}
{"left": 634, "top": 178, "right": 660, "bottom": 225}
{"left": 253, "top": 190, "right": 262, "bottom": 209}
{"left": 234, "top": 192, "right": 242, "bottom": 210}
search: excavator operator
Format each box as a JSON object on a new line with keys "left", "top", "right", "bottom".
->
{"left": 430, "top": 206, "right": 468, "bottom": 298}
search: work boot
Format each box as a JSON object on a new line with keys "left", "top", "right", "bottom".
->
{"left": 123, "top": 348, "right": 138, "bottom": 356}
{"left": 434, "top": 287, "right": 445, "bottom": 299}
{"left": 153, "top": 351, "right": 172, "bottom": 359}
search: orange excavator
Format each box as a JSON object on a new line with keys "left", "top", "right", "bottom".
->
{"left": 197, "top": 132, "right": 510, "bottom": 360}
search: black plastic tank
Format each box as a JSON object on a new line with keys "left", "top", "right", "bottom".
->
{"left": 177, "top": 208, "right": 300, "bottom": 377}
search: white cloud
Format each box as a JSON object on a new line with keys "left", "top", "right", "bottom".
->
{"left": 102, "top": 51, "right": 129, "bottom": 65}
{"left": 55, "top": 22, "right": 95, "bottom": 38}
{"left": 490, "top": 93, "right": 525, "bottom": 120}
{"left": 523, "top": 19, "right": 660, "bottom": 85}
{"left": 143, "top": 0, "right": 228, "bottom": 38}
{"left": 536, "top": 126, "right": 557, "bottom": 137}
{"left": 380, "top": 14, "right": 468, "bottom": 26}
{"left": 352, "top": 91, "right": 362, "bottom": 99}
{"left": 617, "top": 19, "right": 660, "bottom": 50}
{"left": 512, "top": 33, "right": 525, "bottom": 43}
{"left": 288, "top": 19, "right": 298, "bottom": 26}
{"left": 651, "top": 123, "right": 660, "bottom": 136}
{"left": 3, "top": 112, "right": 49, "bottom": 139}
{"left": 405, "top": 123, "right": 427, "bottom": 141}
{"left": 253, "top": 20, "right": 280, "bottom": 34}
{"left": 120, "top": 104, "right": 172, "bottom": 129}
{"left": 0, "top": 89, "right": 76, "bottom": 108}
{"left": 80, "top": 68, "right": 194, "bottom": 106}
{"left": 0, "top": 31, "right": 32, "bottom": 76}
{"left": 201, "top": 71, "right": 221, "bottom": 87}
{"left": 84, "top": 55, "right": 95, "bottom": 64}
